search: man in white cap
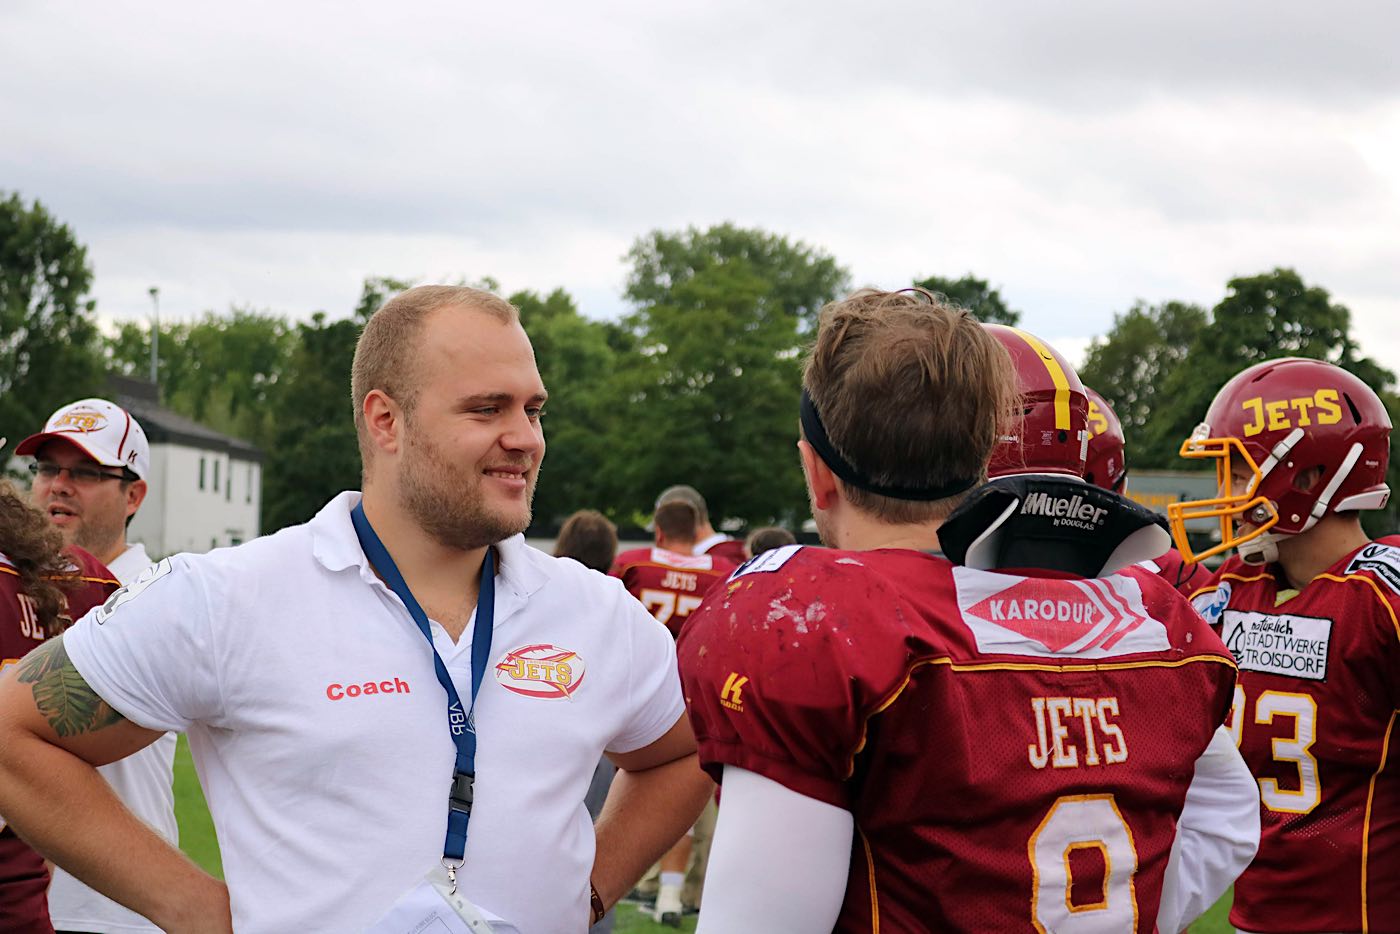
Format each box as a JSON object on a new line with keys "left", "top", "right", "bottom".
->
{"left": 16, "top": 398, "right": 179, "bottom": 934}
{"left": 17, "top": 398, "right": 152, "bottom": 579}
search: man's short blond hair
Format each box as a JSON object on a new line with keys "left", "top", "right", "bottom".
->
{"left": 803, "top": 288, "right": 1019, "bottom": 523}
{"left": 351, "top": 285, "right": 519, "bottom": 467}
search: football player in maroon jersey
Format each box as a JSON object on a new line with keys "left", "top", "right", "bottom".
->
{"left": 1169, "top": 357, "right": 1398, "bottom": 933}
{"left": 612, "top": 499, "right": 734, "bottom": 926}
{"left": 1080, "top": 385, "right": 1213, "bottom": 598}
{"left": 680, "top": 295, "right": 1258, "bottom": 933}
{"left": 0, "top": 478, "right": 118, "bottom": 933}
{"left": 654, "top": 486, "right": 748, "bottom": 566}
{"left": 611, "top": 501, "right": 737, "bottom": 640}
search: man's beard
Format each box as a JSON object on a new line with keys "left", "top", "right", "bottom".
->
{"left": 40, "top": 497, "right": 125, "bottom": 559}
{"left": 398, "top": 430, "right": 535, "bottom": 552}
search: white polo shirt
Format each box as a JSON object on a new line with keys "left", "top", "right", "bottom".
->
{"left": 64, "top": 492, "right": 685, "bottom": 933}
{"left": 50, "top": 540, "right": 179, "bottom": 934}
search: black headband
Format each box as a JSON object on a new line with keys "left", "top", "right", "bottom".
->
{"left": 799, "top": 390, "right": 981, "bottom": 502}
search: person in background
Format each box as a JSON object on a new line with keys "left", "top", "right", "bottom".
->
{"left": 0, "top": 471, "right": 119, "bottom": 933}
{"left": 554, "top": 510, "right": 618, "bottom": 575}
{"left": 610, "top": 499, "right": 732, "bottom": 925}
{"left": 744, "top": 526, "right": 796, "bottom": 559}
{"left": 654, "top": 486, "right": 747, "bottom": 565}
{"left": 1169, "top": 357, "right": 1398, "bottom": 934}
{"left": 1080, "top": 386, "right": 1212, "bottom": 598}
{"left": 553, "top": 508, "right": 621, "bottom": 934}
{"left": 16, "top": 399, "right": 180, "bottom": 934}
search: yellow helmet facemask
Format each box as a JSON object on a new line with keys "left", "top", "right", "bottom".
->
{"left": 1166, "top": 428, "right": 1280, "bottom": 564}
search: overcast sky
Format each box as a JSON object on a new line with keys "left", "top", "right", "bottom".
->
{"left": 4, "top": 0, "right": 1398, "bottom": 377}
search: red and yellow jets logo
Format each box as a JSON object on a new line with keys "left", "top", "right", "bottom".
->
{"left": 53, "top": 408, "right": 108, "bottom": 433}
{"left": 494, "top": 643, "right": 586, "bottom": 699}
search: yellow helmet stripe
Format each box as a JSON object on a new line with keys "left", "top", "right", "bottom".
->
{"left": 1010, "top": 327, "right": 1071, "bottom": 430}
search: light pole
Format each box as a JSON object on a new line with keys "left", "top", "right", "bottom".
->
{"left": 148, "top": 286, "right": 160, "bottom": 388}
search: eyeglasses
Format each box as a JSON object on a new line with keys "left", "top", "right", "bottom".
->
{"left": 28, "top": 462, "right": 132, "bottom": 486}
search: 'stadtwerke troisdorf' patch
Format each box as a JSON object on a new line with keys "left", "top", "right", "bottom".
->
{"left": 1221, "top": 610, "right": 1331, "bottom": 681}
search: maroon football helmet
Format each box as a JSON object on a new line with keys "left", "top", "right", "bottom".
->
{"left": 984, "top": 325, "right": 1090, "bottom": 479}
{"left": 1083, "top": 386, "right": 1127, "bottom": 493}
{"left": 1169, "top": 357, "right": 1392, "bottom": 563}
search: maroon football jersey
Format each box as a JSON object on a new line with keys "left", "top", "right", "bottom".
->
{"left": 1130, "top": 547, "right": 1213, "bottom": 599}
{"left": 0, "top": 546, "right": 117, "bottom": 933}
{"left": 680, "top": 544, "right": 1236, "bottom": 933}
{"left": 610, "top": 547, "right": 735, "bottom": 637}
{"left": 1185, "top": 536, "right": 1400, "bottom": 933}
{"left": 697, "top": 536, "right": 748, "bottom": 566}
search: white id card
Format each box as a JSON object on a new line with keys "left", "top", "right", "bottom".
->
{"left": 365, "top": 866, "right": 520, "bottom": 934}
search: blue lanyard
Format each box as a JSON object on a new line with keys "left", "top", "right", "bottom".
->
{"left": 350, "top": 502, "right": 494, "bottom": 874}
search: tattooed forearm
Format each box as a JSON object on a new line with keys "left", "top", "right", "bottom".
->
{"left": 15, "top": 637, "right": 125, "bottom": 738}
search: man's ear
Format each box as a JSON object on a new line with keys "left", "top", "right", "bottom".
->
{"left": 363, "top": 390, "right": 404, "bottom": 459}
{"left": 124, "top": 479, "right": 148, "bottom": 520}
{"left": 798, "top": 439, "right": 840, "bottom": 511}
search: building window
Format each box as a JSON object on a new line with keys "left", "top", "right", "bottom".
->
{"left": 199, "top": 457, "right": 205, "bottom": 490}
{"left": 213, "top": 459, "right": 220, "bottom": 493}
{"left": 226, "top": 461, "right": 232, "bottom": 502}
{"left": 246, "top": 464, "right": 253, "bottom": 504}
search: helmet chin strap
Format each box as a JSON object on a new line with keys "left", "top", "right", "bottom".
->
{"left": 1237, "top": 529, "right": 1284, "bottom": 565}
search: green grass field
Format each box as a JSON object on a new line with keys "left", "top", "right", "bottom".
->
{"left": 172, "top": 737, "right": 1233, "bottom": 931}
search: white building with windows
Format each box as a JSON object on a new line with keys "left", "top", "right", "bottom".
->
{"left": 111, "top": 377, "right": 263, "bottom": 558}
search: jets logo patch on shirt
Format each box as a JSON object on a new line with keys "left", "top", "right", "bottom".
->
{"left": 494, "top": 643, "right": 586, "bottom": 699}
{"left": 1221, "top": 611, "right": 1331, "bottom": 681}
{"left": 1345, "top": 542, "right": 1400, "bottom": 593}
{"left": 93, "top": 558, "right": 174, "bottom": 625}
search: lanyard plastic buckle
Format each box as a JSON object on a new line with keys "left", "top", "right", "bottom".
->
{"left": 449, "top": 770, "right": 475, "bottom": 814}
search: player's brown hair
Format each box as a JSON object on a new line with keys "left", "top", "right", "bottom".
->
{"left": 0, "top": 480, "right": 81, "bottom": 638}
{"left": 803, "top": 288, "right": 1019, "bottom": 523}
{"left": 553, "top": 510, "right": 618, "bottom": 573}
{"left": 351, "top": 285, "right": 519, "bottom": 469}
{"left": 746, "top": 526, "right": 796, "bottom": 557}
{"left": 653, "top": 501, "right": 700, "bottom": 546}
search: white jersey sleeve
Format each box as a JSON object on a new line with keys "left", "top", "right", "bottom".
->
{"left": 1156, "top": 725, "right": 1261, "bottom": 934}
{"left": 696, "top": 766, "right": 853, "bottom": 934}
{"left": 603, "top": 578, "right": 687, "bottom": 754}
{"left": 62, "top": 555, "right": 225, "bottom": 733}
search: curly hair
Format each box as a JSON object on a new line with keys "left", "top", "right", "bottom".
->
{"left": 0, "top": 479, "right": 79, "bottom": 638}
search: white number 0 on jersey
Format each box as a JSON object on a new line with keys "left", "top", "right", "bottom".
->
{"left": 1029, "top": 794, "right": 1139, "bottom": 933}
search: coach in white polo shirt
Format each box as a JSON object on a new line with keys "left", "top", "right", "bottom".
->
{"left": 15, "top": 398, "right": 179, "bottom": 934}
{"left": 0, "top": 286, "right": 714, "bottom": 933}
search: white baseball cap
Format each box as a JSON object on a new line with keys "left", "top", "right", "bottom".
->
{"left": 16, "top": 398, "right": 151, "bottom": 480}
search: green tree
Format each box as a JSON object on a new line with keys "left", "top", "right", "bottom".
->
{"left": 618, "top": 248, "right": 820, "bottom": 525}
{"left": 1078, "top": 300, "right": 1209, "bottom": 467}
{"left": 511, "top": 288, "right": 621, "bottom": 526}
{"left": 1153, "top": 269, "right": 1394, "bottom": 468}
{"left": 260, "top": 311, "right": 363, "bottom": 532}
{"left": 0, "top": 192, "right": 105, "bottom": 438}
{"left": 913, "top": 273, "right": 1021, "bottom": 325}
{"left": 625, "top": 223, "right": 848, "bottom": 331}
{"left": 106, "top": 309, "right": 295, "bottom": 447}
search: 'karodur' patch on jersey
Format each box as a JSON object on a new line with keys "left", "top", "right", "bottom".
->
{"left": 1221, "top": 610, "right": 1331, "bottom": 680}
{"left": 1344, "top": 542, "right": 1400, "bottom": 593}
{"left": 953, "top": 568, "right": 1169, "bottom": 658}
{"left": 730, "top": 544, "right": 803, "bottom": 580}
